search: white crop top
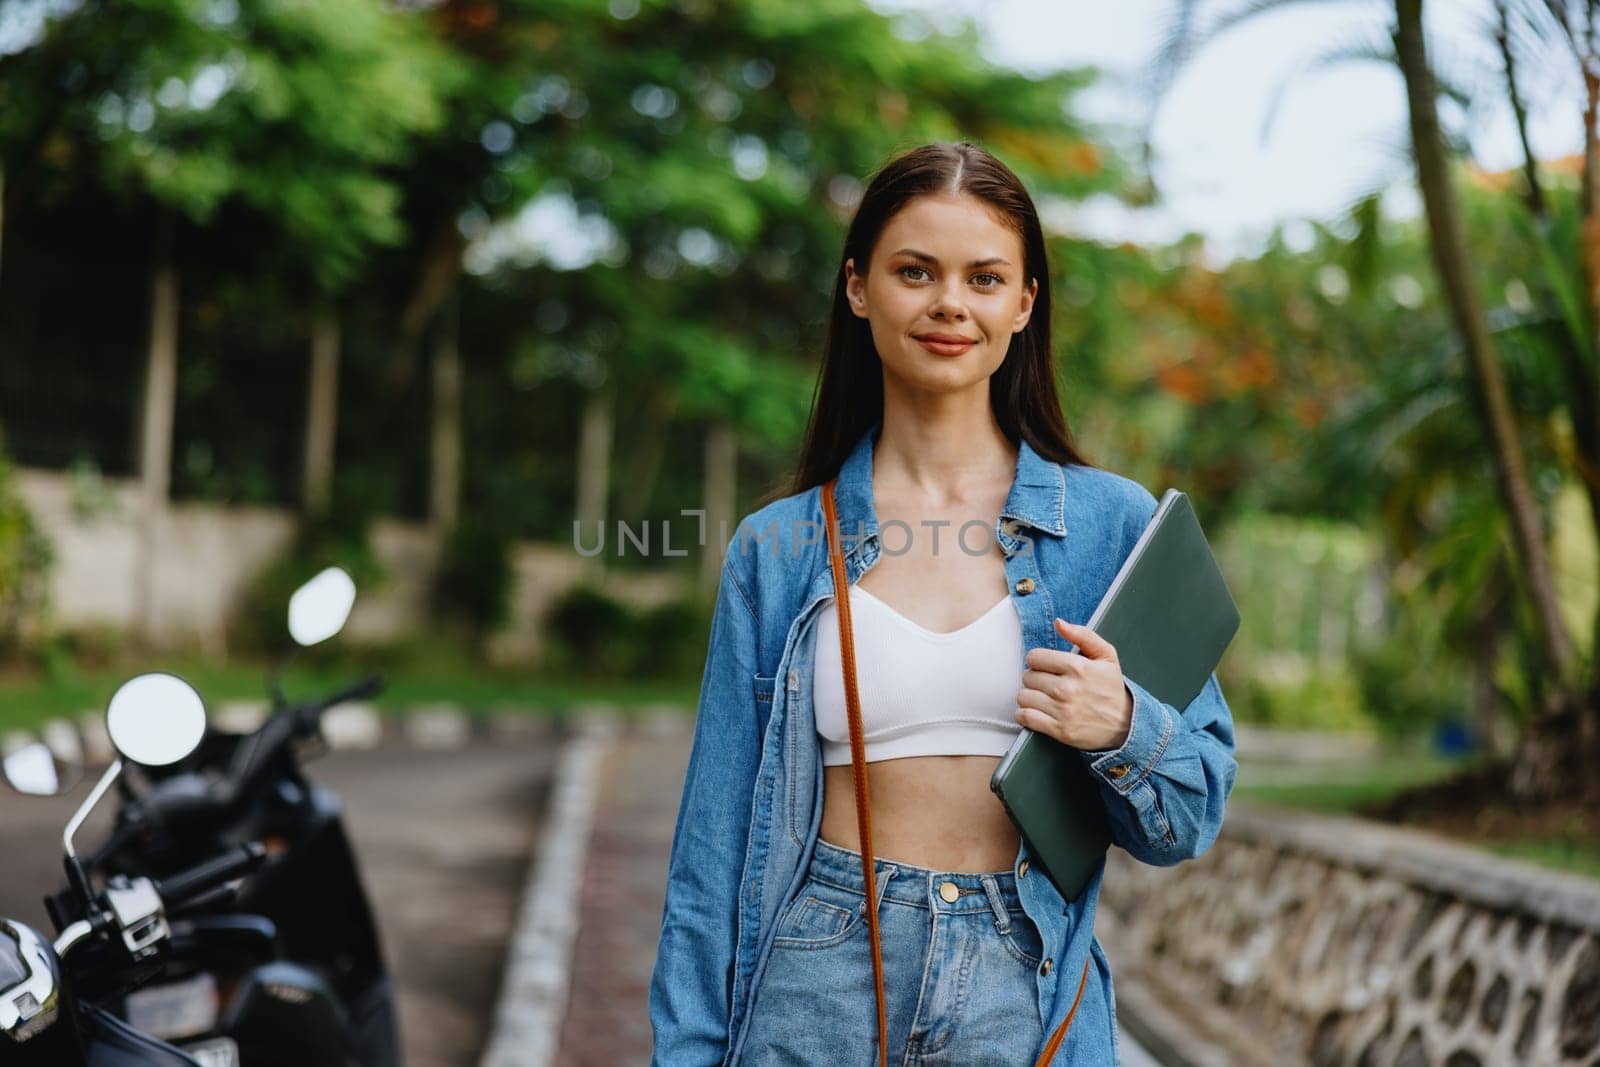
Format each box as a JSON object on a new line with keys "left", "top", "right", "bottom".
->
{"left": 813, "top": 583, "right": 1024, "bottom": 766}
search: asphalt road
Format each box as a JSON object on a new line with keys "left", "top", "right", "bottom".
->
{"left": 0, "top": 738, "right": 558, "bottom": 1067}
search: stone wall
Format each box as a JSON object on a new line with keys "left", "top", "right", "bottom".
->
{"left": 16, "top": 468, "right": 693, "bottom": 662}
{"left": 1098, "top": 805, "right": 1600, "bottom": 1067}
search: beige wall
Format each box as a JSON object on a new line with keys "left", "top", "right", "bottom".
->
{"left": 17, "top": 468, "right": 693, "bottom": 663}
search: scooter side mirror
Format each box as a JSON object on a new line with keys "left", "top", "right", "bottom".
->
{"left": 287, "top": 566, "right": 357, "bottom": 647}
{"left": 1, "top": 742, "right": 83, "bottom": 797}
{"left": 105, "top": 673, "right": 207, "bottom": 768}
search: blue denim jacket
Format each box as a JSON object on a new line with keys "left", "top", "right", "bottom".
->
{"left": 648, "top": 420, "right": 1238, "bottom": 1065}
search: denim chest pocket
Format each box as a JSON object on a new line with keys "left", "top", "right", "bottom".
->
{"left": 771, "top": 878, "right": 863, "bottom": 949}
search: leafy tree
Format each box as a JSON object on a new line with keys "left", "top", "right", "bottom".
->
{"left": 1150, "top": 0, "right": 1598, "bottom": 800}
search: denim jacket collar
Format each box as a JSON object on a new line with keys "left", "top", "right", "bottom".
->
{"left": 830, "top": 419, "right": 1068, "bottom": 564}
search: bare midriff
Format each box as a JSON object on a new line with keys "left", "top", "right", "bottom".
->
{"left": 818, "top": 754, "right": 1022, "bottom": 873}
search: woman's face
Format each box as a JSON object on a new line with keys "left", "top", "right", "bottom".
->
{"left": 844, "top": 192, "right": 1037, "bottom": 396}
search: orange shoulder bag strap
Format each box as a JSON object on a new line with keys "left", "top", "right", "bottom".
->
{"left": 821, "top": 477, "right": 1089, "bottom": 1067}
{"left": 821, "top": 477, "right": 890, "bottom": 1066}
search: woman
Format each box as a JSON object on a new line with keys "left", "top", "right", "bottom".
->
{"left": 648, "top": 141, "right": 1236, "bottom": 1065}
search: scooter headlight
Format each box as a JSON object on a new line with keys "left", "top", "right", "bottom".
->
{"left": 0, "top": 919, "right": 61, "bottom": 1043}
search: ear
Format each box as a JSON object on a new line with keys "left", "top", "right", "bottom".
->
{"left": 1012, "top": 275, "right": 1038, "bottom": 334}
{"left": 844, "top": 257, "right": 869, "bottom": 319}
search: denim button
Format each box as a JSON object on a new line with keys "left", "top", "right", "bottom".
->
{"left": 939, "top": 881, "right": 960, "bottom": 903}
{"left": 1040, "top": 957, "right": 1052, "bottom": 976}
{"left": 1018, "top": 860, "right": 1029, "bottom": 878}
{"left": 1107, "top": 764, "right": 1130, "bottom": 780}
{"left": 1014, "top": 577, "right": 1035, "bottom": 595}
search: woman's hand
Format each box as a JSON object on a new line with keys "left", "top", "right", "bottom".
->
{"left": 1014, "top": 618, "right": 1134, "bottom": 751}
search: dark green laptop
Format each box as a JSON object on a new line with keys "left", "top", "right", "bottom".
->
{"left": 989, "top": 488, "right": 1240, "bottom": 900}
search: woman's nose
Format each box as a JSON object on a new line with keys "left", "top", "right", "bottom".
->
{"left": 929, "top": 283, "right": 969, "bottom": 320}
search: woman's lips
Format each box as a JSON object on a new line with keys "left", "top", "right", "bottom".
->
{"left": 914, "top": 334, "right": 977, "bottom": 356}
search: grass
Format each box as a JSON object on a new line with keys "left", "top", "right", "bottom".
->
{"left": 1234, "top": 751, "right": 1600, "bottom": 882}
{"left": 1232, "top": 753, "right": 1468, "bottom": 813}
{"left": 1484, "top": 840, "right": 1600, "bottom": 880}
{"left": 0, "top": 646, "right": 698, "bottom": 734}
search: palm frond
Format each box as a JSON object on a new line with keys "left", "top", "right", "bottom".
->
{"left": 1143, "top": 0, "right": 1372, "bottom": 111}
{"left": 1424, "top": 36, "right": 1495, "bottom": 116}
{"left": 1540, "top": 0, "right": 1581, "bottom": 49}
{"left": 1145, "top": 0, "right": 1207, "bottom": 105}
{"left": 1341, "top": 191, "right": 1387, "bottom": 293}
{"left": 1257, "top": 33, "right": 1395, "bottom": 143}
{"left": 1508, "top": 205, "right": 1594, "bottom": 362}
{"left": 1205, "top": 0, "right": 1380, "bottom": 43}
{"left": 1507, "top": 0, "right": 1566, "bottom": 50}
{"left": 1326, "top": 121, "right": 1417, "bottom": 213}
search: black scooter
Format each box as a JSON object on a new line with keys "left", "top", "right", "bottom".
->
{"left": 0, "top": 567, "right": 399, "bottom": 1066}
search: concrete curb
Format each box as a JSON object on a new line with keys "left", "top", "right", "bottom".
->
{"left": 20, "top": 702, "right": 596, "bottom": 767}
{"left": 404, "top": 704, "right": 475, "bottom": 750}
{"left": 478, "top": 710, "right": 622, "bottom": 1067}
{"left": 321, "top": 702, "right": 384, "bottom": 750}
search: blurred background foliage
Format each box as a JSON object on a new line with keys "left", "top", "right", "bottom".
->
{"left": 0, "top": 0, "right": 1597, "bottom": 805}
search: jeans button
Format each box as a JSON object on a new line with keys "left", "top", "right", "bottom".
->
{"left": 1014, "top": 577, "right": 1035, "bottom": 595}
{"left": 1018, "top": 860, "right": 1029, "bottom": 878}
{"left": 1040, "top": 957, "right": 1053, "bottom": 976}
{"left": 939, "top": 881, "right": 960, "bottom": 903}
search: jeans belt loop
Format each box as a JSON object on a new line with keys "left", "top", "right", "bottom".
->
{"left": 980, "top": 873, "right": 1012, "bottom": 934}
{"left": 873, "top": 863, "right": 897, "bottom": 917}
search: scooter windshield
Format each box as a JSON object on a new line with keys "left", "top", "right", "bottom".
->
{"left": 0, "top": 931, "right": 29, "bottom": 989}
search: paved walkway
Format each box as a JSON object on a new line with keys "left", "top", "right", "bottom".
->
{"left": 552, "top": 718, "right": 1161, "bottom": 1066}
{"left": 554, "top": 717, "right": 688, "bottom": 1065}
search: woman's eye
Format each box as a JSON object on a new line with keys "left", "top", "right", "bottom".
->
{"left": 895, "top": 265, "right": 1002, "bottom": 287}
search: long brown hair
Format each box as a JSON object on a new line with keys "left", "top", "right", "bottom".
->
{"left": 764, "top": 140, "right": 1093, "bottom": 507}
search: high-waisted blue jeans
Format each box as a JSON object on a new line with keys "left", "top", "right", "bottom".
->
{"left": 741, "top": 835, "right": 1048, "bottom": 1065}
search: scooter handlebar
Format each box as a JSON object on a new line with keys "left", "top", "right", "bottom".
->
{"left": 230, "top": 673, "right": 386, "bottom": 803}
{"left": 293, "top": 673, "right": 385, "bottom": 735}
{"left": 155, "top": 842, "right": 267, "bottom": 906}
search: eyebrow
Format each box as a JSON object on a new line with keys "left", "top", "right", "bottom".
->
{"left": 889, "top": 248, "right": 1013, "bottom": 269}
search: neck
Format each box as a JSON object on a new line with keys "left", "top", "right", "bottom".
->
{"left": 873, "top": 395, "right": 1015, "bottom": 501}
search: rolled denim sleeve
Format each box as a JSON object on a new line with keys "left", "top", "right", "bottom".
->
{"left": 1077, "top": 483, "right": 1238, "bottom": 866}
{"left": 1080, "top": 670, "right": 1236, "bottom": 865}
{"left": 648, "top": 545, "right": 762, "bottom": 1066}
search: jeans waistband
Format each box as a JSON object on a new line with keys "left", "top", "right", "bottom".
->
{"left": 807, "top": 836, "right": 1026, "bottom": 917}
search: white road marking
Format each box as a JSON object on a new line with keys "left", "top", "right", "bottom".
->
{"left": 478, "top": 715, "right": 612, "bottom": 1067}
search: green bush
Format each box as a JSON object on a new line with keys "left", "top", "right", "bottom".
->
{"left": 0, "top": 430, "right": 53, "bottom": 657}
{"left": 543, "top": 583, "right": 632, "bottom": 676}
{"left": 45, "top": 624, "right": 124, "bottom": 672}
{"left": 1226, "top": 658, "right": 1373, "bottom": 733}
{"left": 434, "top": 517, "right": 512, "bottom": 640}
{"left": 543, "top": 581, "right": 711, "bottom": 681}
{"left": 631, "top": 596, "right": 713, "bottom": 679}
{"left": 1349, "top": 634, "right": 1469, "bottom": 740}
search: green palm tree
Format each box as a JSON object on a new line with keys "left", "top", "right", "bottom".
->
{"left": 1149, "top": 0, "right": 1591, "bottom": 799}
